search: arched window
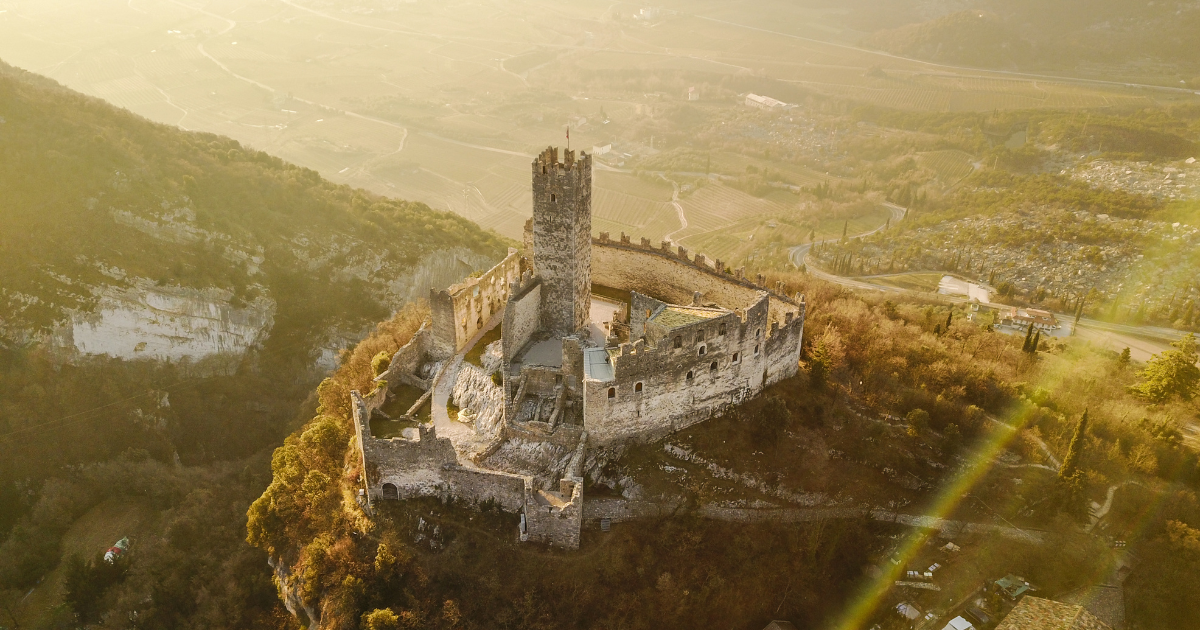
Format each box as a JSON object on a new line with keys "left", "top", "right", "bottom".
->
{"left": 551, "top": 193, "right": 556, "bottom": 202}
{"left": 698, "top": 346, "right": 706, "bottom": 356}
{"left": 635, "top": 382, "right": 643, "bottom": 393}
{"left": 382, "top": 483, "right": 398, "bottom": 500}
{"left": 754, "top": 344, "right": 760, "bottom": 355}
{"left": 756, "top": 329, "right": 761, "bottom": 339}
{"left": 686, "top": 370, "right": 694, "bottom": 381}
{"left": 710, "top": 361, "right": 718, "bottom": 373}
{"left": 732, "top": 352, "right": 740, "bottom": 364}
{"left": 542, "top": 165, "right": 547, "bottom": 174}
{"left": 673, "top": 336, "right": 682, "bottom": 349}
{"left": 476, "top": 316, "right": 483, "bottom": 329}
{"left": 719, "top": 323, "right": 727, "bottom": 336}
{"left": 607, "top": 387, "right": 616, "bottom": 399}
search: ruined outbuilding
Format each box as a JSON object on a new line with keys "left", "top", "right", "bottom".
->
{"left": 351, "top": 147, "right": 806, "bottom": 548}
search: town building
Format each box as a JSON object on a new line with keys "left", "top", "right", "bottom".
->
{"left": 1003, "top": 307, "right": 1059, "bottom": 330}
{"left": 745, "top": 93, "right": 787, "bottom": 110}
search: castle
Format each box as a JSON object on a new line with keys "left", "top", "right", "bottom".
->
{"left": 351, "top": 147, "right": 806, "bottom": 548}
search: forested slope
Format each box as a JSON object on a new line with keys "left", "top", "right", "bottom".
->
{"left": 0, "top": 60, "right": 506, "bottom": 628}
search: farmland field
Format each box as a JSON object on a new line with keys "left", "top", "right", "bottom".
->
{"left": 918, "top": 150, "right": 977, "bottom": 185}
{"left": 1, "top": 0, "right": 1194, "bottom": 255}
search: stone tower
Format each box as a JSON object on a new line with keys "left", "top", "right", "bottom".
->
{"left": 531, "top": 146, "right": 592, "bottom": 336}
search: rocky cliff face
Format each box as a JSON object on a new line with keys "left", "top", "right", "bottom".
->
{"left": 59, "top": 278, "right": 276, "bottom": 367}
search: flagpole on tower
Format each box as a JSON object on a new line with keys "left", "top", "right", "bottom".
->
{"left": 566, "top": 126, "right": 570, "bottom": 152}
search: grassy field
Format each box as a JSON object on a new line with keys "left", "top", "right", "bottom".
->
{"left": 15, "top": 498, "right": 158, "bottom": 628}
{"left": 864, "top": 272, "right": 946, "bottom": 293}
{"left": 918, "top": 150, "right": 977, "bottom": 185}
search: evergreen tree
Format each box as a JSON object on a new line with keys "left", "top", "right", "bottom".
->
{"left": 841, "top": 220, "right": 848, "bottom": 242}
{"left": 1060, "top": 410, "right": 1089, "bottom": 479}
{"left": 1118, "top": 347, "right": 1131, "bottom": 367}
{"left": 1022, "top": 323, "right": 1034, "bottom": 352}
{"left": 945, "top": 311, "right": 953, "bottom": 330}
{"left": 1030, "top": 330, "right": 1041, "bottom": 353}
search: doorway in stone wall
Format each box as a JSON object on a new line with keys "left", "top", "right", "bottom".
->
{"left": 382, "top": 483, "right": 399, "bottom": 500}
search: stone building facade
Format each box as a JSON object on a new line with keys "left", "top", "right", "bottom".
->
{"left": 352, "top": 146, "right": 805, "bottom": 549}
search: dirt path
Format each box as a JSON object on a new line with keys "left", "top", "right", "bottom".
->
{"left": 662, "top": 179, "right": 688, "bottom": 245}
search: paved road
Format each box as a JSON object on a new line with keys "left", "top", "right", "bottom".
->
{"left": 790, "top": 207, "right": 1185, "bottom": 353}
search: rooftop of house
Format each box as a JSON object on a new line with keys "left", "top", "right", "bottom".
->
{"left": 651, "top": 305, "right": 729, "bottom": 329}
{"left": 995, "top": 596, "right": 1111, "bottom": 630}
{"left": 995, "top": 574, "right": 1032, "bottom": 598}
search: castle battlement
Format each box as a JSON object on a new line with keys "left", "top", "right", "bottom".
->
{"left": 592, "top": 232, "right": 803, "bottom": 307}
{"left": 356, "top": 146, "right": 804, "bottom": 549}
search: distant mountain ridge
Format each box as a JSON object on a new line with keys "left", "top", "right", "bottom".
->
{"left": 861, "top": 1, "right": 1200, "bottom": 79}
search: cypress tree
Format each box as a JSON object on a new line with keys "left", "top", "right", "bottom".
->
{"left": 945, "top": 311, "right": 953, "bottom": 330}
{"left": 841, "top": 220, "right": 848, "bottom": 241}
{"left": 1022, "top": 323, "right": 1034, "bottom": 352}
{"left": 1030, "top": 330, "right": 1041, "bottom": 353}
{"left": 1060, "top": 410, "right": 1089, "bottom": 479}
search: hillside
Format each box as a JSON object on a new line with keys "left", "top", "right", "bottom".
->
{"left": 0, "top": 58, "right": 508, "bottom": 477}
{"left": 242, "top": 266, "right": 1200, "bottom": 630}
{"left": 0, "top": 60, "right": 509, "bottom": 626}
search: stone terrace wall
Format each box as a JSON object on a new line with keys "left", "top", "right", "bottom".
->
{"left": 431, "top": 247, "right": 521, "bottom": 355}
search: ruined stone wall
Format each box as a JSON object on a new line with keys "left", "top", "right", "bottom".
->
{"left": 353, "top": 392, "right": 458, "bottom": 500}
{"left": 628, "top": 292, "right": 666, "bottom": 341}
{"left": 501, "top": 273, "right": 542, "bottom": 363}
{"left": 532, "top": 147, "right": 591, "bottom": 336}
{"left": 442, "top": 466, "right": 528, "bottom": 512}
{"left": 431, "top": 248, "right": 521, "bottom": 355}
{"left": 378, "top": 324, "right": 436, "bottom": 391}
{"left": 524, "top": 478, "right": 583, "bottom": 549}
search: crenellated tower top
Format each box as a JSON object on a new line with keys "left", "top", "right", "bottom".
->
{"left": 531, "top": 146, "right": 592, "bottom": 336}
